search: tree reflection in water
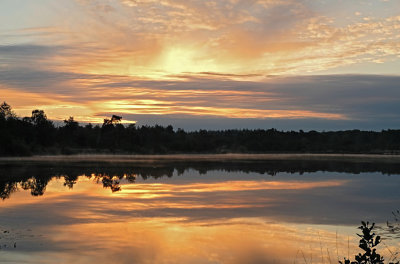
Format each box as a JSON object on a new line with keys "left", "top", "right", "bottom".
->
{"left": 0, "top": 171, "right": 139, "bottom": 199}
{"left": 1, "top": 158, "right": 400, "bottom": 200}
{"left": 0, "top": 158, "right": 400, "bottom": 264}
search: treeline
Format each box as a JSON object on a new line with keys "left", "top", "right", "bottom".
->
{"left": 1, "top": 102, "right": 400, "bottom": 156}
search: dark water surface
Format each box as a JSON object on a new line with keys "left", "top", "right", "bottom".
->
{"left": 0, "top": 158, "right": 399, "bottom": 263}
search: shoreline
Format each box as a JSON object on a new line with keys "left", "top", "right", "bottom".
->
{"left": 1, "top": 153, "right": 400, "bottom": 163}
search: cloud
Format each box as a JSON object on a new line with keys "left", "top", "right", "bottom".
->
{"left": 1, "top": 1, "right": 400, "bottom": 128}
{"left": 3, "top": 0, "right": 393, "bottom": 78}
{"left": 1, "top": 57, "right": 400, "bottom": 129}
{"left": 61, "top": 0, "right": 400, "bottom": 76}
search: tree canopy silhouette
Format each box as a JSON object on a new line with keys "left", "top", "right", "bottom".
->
{"left": 103, "top": 115, "right": 122, "bottom": 126}
{"left": 1, "top": 101, "right": 400, "bottom": 156}
{"left": 340, "top": 221, "right": 399, "bottom": 264}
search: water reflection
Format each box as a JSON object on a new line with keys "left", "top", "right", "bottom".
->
{"left": 2, "top": 159, "right": 400, "bottom": 200}
{"left": 0, "top": 159, "right": 399, "bottom": 263}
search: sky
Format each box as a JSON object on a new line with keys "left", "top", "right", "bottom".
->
{"left": 0, "top": 0, "right": 399, "bottom": 130}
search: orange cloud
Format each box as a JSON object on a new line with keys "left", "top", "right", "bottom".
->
{"left": 62, "top": 0, "right": 399, "bottom": 77}
{"left": 1, "top": 0, "right": 400, "bottom": 126}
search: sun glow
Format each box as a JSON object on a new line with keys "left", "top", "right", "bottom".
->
{"left": 158, "top": 46, "right": 218, "bottom": 75}
{"left": 1, "top": 0, "right": 399, "bottom": 126}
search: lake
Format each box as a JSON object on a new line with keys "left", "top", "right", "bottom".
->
{"left": 0, "top": 155, "right": 399, "bottom": 263}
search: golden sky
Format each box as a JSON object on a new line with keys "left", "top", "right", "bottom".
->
{"left": 0, "top": 0, "right": 399, "bottom": 129}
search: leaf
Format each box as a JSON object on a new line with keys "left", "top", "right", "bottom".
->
{"left": 374, "top": 235, "right": 381, "bottom": 246}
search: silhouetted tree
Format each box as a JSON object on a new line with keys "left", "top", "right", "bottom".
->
{"left": 1, "top": 102, "right": 400, "bottom": 156}
{"left": 28, "top": 109, "right": 56, "bottom": 147}
{"left": 0, "top": 101, "right": 15, "bottom": 119}
{"left": 30, "top": 110, "right": 48, "bottom": 125}
{"left": 64, "top": 116, "right": 79, "bottom": 130}
{"left": 103, "top": 115, "right": 122, "bottom": 126}
{"left": 339, "top": 221, "right": 398, "bottom": 264}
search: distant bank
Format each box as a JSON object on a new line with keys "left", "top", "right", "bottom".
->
{"left": 2, "top": 153, "right": 400, "bottom": 163}
{"left": 2, "top": 102, "right": 400, "bottom": 157}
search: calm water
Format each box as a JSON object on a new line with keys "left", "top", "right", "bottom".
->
{"left": 0, "top": 159, "right": 399, "bottom": 263}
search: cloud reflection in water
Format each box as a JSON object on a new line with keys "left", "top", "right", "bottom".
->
{"left": 0, "top": 161, "right": 400, "bottom": 263}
